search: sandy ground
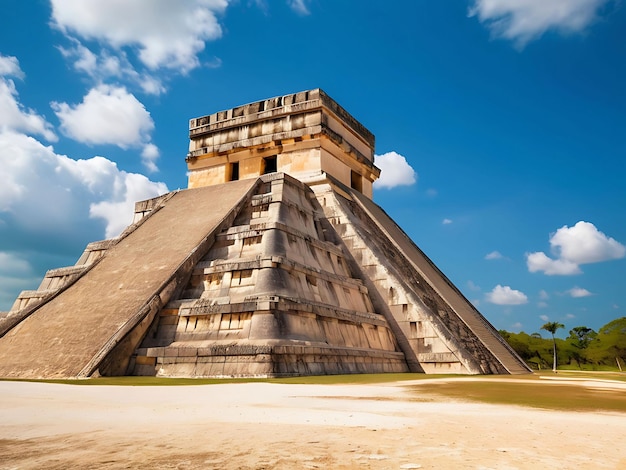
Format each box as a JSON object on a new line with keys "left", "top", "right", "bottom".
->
{"left": 0, "top": 378, "right": 625, "bottom": 469}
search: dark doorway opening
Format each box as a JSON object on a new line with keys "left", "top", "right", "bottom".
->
{"left": 350, "top": 170, "right": 362, "bottom": 193}
{"left": 262, "top": 155, "right": 277, "bottom": 175}
{"left": 229, "top": 162, "right": 239, "bottom": 181}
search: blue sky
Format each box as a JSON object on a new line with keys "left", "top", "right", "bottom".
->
{"left": 1, "top": 0, "right": 624, "bottom": 337}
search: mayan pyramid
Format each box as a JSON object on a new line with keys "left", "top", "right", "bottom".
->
{"left": 0, "top": 89, "right": 530, "bottom": 378}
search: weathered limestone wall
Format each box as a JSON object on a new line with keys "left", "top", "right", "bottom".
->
{"left": 186, "top": 89, "right": 380, "bottom": 199}
{"left": 132, "top": 173, "right": 408, "bottom": 377}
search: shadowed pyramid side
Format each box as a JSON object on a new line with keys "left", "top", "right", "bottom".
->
{"left": 312, "top": 179, "right": 531, "bottom": 374}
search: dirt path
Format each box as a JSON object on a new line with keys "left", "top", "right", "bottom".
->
{"left": 1, "top": 380, "right": 624, "bottom": 469}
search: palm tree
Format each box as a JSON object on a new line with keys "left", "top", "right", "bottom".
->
{"left": 541, "top": 321, "right": 564, "bottom": 372}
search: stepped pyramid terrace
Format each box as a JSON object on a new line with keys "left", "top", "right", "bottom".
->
{"left": 0, "top": 89, "right": 531, "bottom": 378}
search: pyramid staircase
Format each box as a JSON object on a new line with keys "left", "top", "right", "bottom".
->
{"left": 0, "top": 180, "right": 258, "bottom": 378}
{"left": 132, "top": 174, "right": 409, "bottom": 377}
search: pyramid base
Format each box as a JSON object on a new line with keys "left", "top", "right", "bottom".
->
{"left": 133, "top": 344, "right": 409, "bottom": 378}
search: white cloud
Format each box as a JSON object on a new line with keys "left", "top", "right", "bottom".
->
{"left": 58, "top": 40, "right": 166, "bottom": 95}
{"left": 0, "top": 129, "right": 168, "bottom": 242}
{"left": 0, "top": 58, "right": 56, "bottom": 142}
{"left": 0, "top": 55, "right": 25, "bottom": 79}
{"left": 567, "top": 287, "right": 593, "bottom": 298}
{"left": 539, "top": 289, "right": 549, "bottom": 300}
{"left": 50, "top": 0, "right": 228, "bottom": 73}
{"left": 537, "top": 301, "right": 548, "bottom": 309}
{"left": 288, "top": 0, "right": 310, "bottom": 15}
{"left": 485, "top": 284, "right": 528, "bottom": 305}
{"left": 374, "top": 151, "right": 417, "bottom": 190}
{"left": 527, "top": 221, "right": 625, "bottom": 275}
{"left": 52, "top": 85, "right": 153, "bottom": 147}
{"left": 58, "top": 40, "right": 97, "bottom": 75}
{"left": 141, "top": 143, "right": 160, "bottom": 173}
{"left": 485, "top": 250, "right": 503, "bottom": 260}
{"left": 442, "top": 218, "right": 453, "bottom": 225}
{"left": 90, "top": 172, "right": 166, "bottom": 238}
{"left": 52, "top": 85, "right": 160, "bottom": 170}
{"left": 551, "top": 221, "right": 625, "bottom": 264}
{"left": 526, "top": 251, "right": 582, "bottom": 275}
{"left": 540, "top": 314, "right": 549, "bottom": 322}
{"left": 469, "top": 0, "right": 611, "bottom": 47}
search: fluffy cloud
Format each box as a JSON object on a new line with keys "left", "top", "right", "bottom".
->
{"left": 0, "top": 55, "right": 24, "bottom": 79}
{"left": 550, "top": 221, "right": 625, "bottom": 264}
{"left": 485, "top": 284, "right": 528, "bottom": 305}
{"left": 527, "top": 221, "right": 625, "bottom": 275}
{"left": 141, "top": 143, "right": 160, "bottom": 173}
{"left": 526, "top": 251, "right": 582, "bottom": 275}
{"left": 0, "top": 130, "right": 168, "bottom": 240}
{"left": 442, "top": 218, "right": 453, "bottom": 225}
{"left": 50, "top": 0, "right": 228, "bottom": 73}
{"left": 52, "top": 85, "right": 153, "bottom": 147}
{"left": 567, "top": 287, "right": 593, "bottom": 298}
{"left": 0, "top": 56, "right": 56, "bottom": 142}
{"left": 90, "top": 172, "right": 167, "bottom": 238}
{"left": 374, "top": 151, "right": 417, "bottom": 189}
{"left": 485, "top": 250, "right": 503, "bottom": 260}
{"left": 52, "top": 85, "right": 159, "bottom": 171}
{"left": 58, "top": 40, "right": 166, "bottom": 95}
{"left": 469, "top": 0, "right": 611, "bottom": 47}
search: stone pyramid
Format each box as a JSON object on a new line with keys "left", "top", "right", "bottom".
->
{"left": 0, "top": 89, "right": 530, "bottom": 378}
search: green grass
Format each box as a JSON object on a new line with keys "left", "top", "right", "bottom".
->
{"left": 410, "top": 373, "right": 626, "bottom": 413}
{"left": 557, "top": 364, "right": 624, "bottom": 372}
{"left": 0, "top": 372, "right": 442, "bottom": 386}
{"left": 270, "top": 372, "right": 454, "bottom": 385}
{"left": 539, "top": 370, "right": 626, "bottom": 382}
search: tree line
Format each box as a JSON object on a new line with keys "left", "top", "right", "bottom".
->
{"left": 499, "top": 317, "right": 626, "bottom": 371}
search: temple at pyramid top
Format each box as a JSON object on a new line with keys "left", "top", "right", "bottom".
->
{"left": 186, "top": 88, "right": 379, "bottom": 198}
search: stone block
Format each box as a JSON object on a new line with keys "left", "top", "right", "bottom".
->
{"left": 135, "top": 356, "right": 156, "bottom": 366}
{"left": 133, "top": 364, "right": 157, "bottom": 376}
{"left": 146, "top": 347, "right": 165, "bottom": 357}
{"left": 177, "top": 348, "right": 198, "bottom": 357}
